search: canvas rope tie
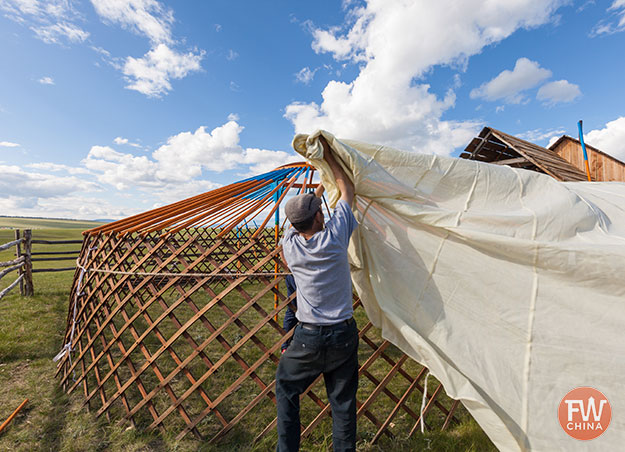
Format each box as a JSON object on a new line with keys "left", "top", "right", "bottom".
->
{"left": 420, "top": 370, "right": 431, "bottom": 434}
{"left": 53, "top": 247, "right": 97, "bottom": 381}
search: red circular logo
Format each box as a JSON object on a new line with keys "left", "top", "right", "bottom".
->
{"left": 558, "top": 387, "right": 611, "bottom": 440}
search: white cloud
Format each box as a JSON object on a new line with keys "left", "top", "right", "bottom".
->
{"left": 227, "top": 113, "right": 240, "bottom": 121}
{"left": 0, "top": 163, "right": 98, "bottom": 198}
{"left": 536, "top": 80, "right": 581, "bottom": 105}
{"left": 26, "top": 162, "right": 92, "bottom": 175}
{"left": 151, "top": 121, "right": 245, "bottom": 180}
{"left": 547, "top": 135, "right": 561, "bottom": 148}
{"left": 3, "top": 120, "right": 299, "bottom": 220}
{"left": 113, "top": 136, "right": 142, "bottom": 147}
{"left": 229, "top": 81, "right": 241, "bottom": 92}
{"left": 5, "top": 1, "right": 202, "bottom": 98}
{"left": 151, "top": 180, "right": 222, "bottom": 205}
{"left": 517, "top": 127, "right": 565, "bottom": 143}
{"left": 84, "top": 120, "right": 298, "bottom": 191}
{"left": 83, "top": 145, "right": 160, "bottom": 190}
{"left": 90, "top": 0, "right": 174, "bottom": 44}
{"left": 38, "top": 76, "right": 54, "bottom": 85}
{"left": 1, "top": 0, "right": 69, "bottom": 19}
{"left": 452, "top": 74, "right": 462, "bottom": 89}
{"left": 1, "top": 0, "right": 89, "bottom": 44}
{"left": 239, "top": 148, "right": 300, "bottom": 175}
{"left": 0, "top": 141, "right": 20, "bottom": 147}
{"left": 226, "top": 49, "right": 238, "bottom": 61}
{"left": 592, "top": 0, "right": 625, "bottom": 35}
{"left": 286, "top": 1, "right": 564, "bottom": 155}
{"left": 122, "top": 43, "right": 204, "bottom": 97}
{"left": 470, "top": 58, "right": 552, "bottom": 104}
{"left": 295, "top": 67, "right": 318, "bottom": 84}
{"left": 0, "top": 0, "right": 40, "bottom": 16}
{"left": 585, "top": 116, "right": 625, "bottom": 160}
{"left": 91, "top": 45, "right": 111, "bottom": 57}
{"left": 90, "top": 1, "right": 204, "bottom": 97}
{"left": 31, "top": 21, "right": 89, "bottom": 44}
{"left": 0, "top": 194, "right": 137, "bottom": 220}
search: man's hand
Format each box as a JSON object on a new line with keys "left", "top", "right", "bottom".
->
{"left": 319, "top": 135, "right": 355, "bottom": 207}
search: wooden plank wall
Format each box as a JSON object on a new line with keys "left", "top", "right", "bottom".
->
{"left": 552, "top": 138, "right": 625, "bottom": 182}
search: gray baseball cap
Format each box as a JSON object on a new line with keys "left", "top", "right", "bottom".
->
{"left": 285, "top": 193, "right": 322, "bottom": 224}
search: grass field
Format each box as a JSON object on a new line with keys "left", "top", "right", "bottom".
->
{"left": 0, "top": 219, "right": 496, "bottom": 451}
{"left": 0, "top": 216, "right": 105, "bottom": 231}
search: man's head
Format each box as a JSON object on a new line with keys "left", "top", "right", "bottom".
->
{"left": 285, "top": 193, "right": 323, "bottom": 233}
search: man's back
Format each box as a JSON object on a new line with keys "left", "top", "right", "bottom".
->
{"left": 281, "top": 199, "right": 357, "bottom": 325}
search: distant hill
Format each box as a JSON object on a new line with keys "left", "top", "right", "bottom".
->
{"left": 0, "top": 216, "right": 106, "bottom": 230}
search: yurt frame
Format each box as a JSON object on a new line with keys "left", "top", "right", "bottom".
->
{"left": 55, "top": 162, "right": 461, "bottom": 444}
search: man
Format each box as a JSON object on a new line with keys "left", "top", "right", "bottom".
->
{"left": 281, "top": 185, "right": 325, "bottom": 354}
{"left": 276, "top": 135, "right": 358, "bottom": 452}
{"left": 281, "top": 274, "right": 297, "bottom": 353}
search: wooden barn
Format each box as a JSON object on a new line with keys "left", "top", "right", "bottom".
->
{"left": 549, "top": 135, "right": 625, "bottom": 182}
{"left": 461, "top": 127, "right": 625, "bottom": 182}
{"left": 460, "top": 127, "right": 588, "bottom": 181}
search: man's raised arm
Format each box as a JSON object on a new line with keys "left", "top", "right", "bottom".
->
{"left": 319, "top": 136, "right": 355, "bottom": 208}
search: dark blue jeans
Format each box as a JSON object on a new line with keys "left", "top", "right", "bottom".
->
{"left": 275, "top": 319, "right": 359, "bottom": 452}
{"left": 282, "top": 275, "right": 298, "bottom": 352}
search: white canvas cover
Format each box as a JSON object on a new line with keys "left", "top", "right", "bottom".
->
{"left": 292, "top": 130, "right": 625, "bottom": 452}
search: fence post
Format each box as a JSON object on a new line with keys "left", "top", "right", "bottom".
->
{"left": 15, "top": 229, "right": 24, "bottom": 296}
{"left": 22, "top": 229, "right": 34, "bottom": 296}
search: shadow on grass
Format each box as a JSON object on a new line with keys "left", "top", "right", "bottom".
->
{"left": 38, "top": 384, "right": 70, "bottom": 452}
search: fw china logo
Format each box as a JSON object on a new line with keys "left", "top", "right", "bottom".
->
{"left": 558, "top": 387, "right": 611, "bottom": 440}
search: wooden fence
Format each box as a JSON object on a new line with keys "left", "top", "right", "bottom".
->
{"left": 0, "top": 229, "right": 83, "bottom": 300}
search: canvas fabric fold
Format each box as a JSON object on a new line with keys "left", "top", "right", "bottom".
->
{"left": 292, "top": 130, "right": 625, "bottom": 452}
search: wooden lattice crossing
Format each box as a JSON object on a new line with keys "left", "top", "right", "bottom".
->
{"left": 55, "top": 163, "right": 461, "bottom": 444}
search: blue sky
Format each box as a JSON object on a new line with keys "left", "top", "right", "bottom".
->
{"left": 1, "top": 0, "right": 624, "bottom": 220}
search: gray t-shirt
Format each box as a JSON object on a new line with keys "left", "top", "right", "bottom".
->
{"left": 281, "top": 199, "right": 357, "bottom": 325}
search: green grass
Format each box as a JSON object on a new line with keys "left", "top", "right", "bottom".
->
{"left": 0, "top": 220, "right": 496, "bottom": 451}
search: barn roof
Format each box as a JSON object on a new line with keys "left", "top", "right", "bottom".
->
{"left": 549, "top": 135, "right": 625, "bottom": 167}
{"left": 460, "top": 127, "right": 589, "bottom": 181}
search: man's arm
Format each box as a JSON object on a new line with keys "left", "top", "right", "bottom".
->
{"left": 314, "top": 183, "right": 325, "bottom": 198}
{"left": 319, "top": 136, "right": 355, "bottom": 208}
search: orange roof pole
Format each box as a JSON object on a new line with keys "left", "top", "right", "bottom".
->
{"left": 153, "top": 179, "right": 274, "bottom": 235}
{"left": 251, "top": 174, "right": 300, "bottom": 239}
{"left": 88, "top": 180, "right": 259, "bottom": 235}
{"left": 0, "top": 399, "right": 28, "bottom": 434}
{"left": 168, "top": 194, "right": 256, "bottom": 234}
{"left": 87, "top": 163, "right": 312, "bottom": 237}
{"left": 216, "top": 178, "right": 291, "bottom": 238}
{"left": 131, "top": 180, "right": 260, "bottom": 233}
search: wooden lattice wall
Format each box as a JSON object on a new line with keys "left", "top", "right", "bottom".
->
{"left": 55, "top": 227, "right": 460, "bottom": 445}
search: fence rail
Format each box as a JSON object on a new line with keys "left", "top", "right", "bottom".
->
{"left": 0, "top": 229, "right": 83, "bottom": 300}
{"left": 32, "top": 267, "right": 76, "bottom": 273}
{"left": 0, "top": 274, "right": 23, "bottom": 300}
{"left": 31, "top": 239, "right": 83, "bottom": 245}
{"left": 0, "top": 238, "right": 23, "bottom": 252}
